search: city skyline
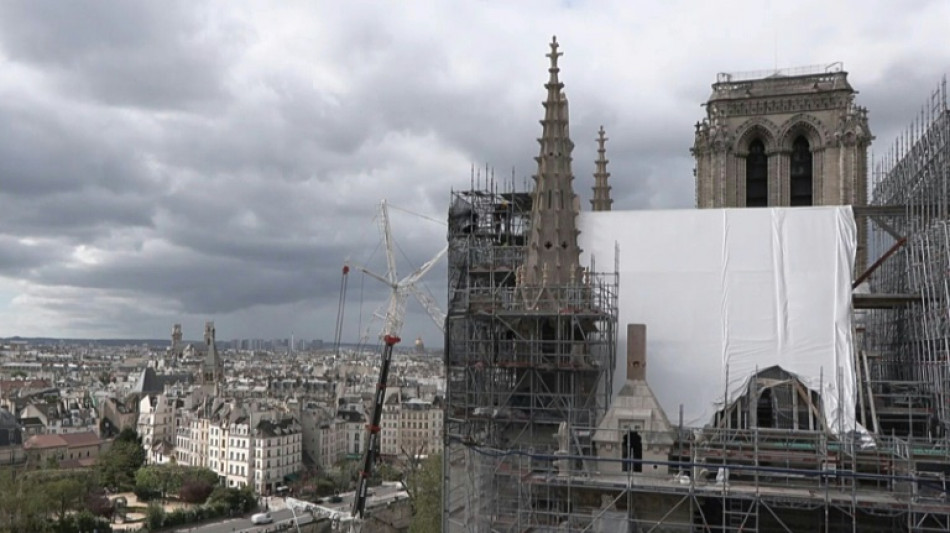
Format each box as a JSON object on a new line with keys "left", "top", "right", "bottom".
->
{"left": 0, "top": 1, "right": 947, "bottom": 340}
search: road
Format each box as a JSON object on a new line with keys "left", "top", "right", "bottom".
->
{"left": 173, "top": 509, "right": 306, "bottom": 533}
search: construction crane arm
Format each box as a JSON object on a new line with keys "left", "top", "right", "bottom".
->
{"left": 352, "top": 334, "right": 400, "bottom": 518}
{"left": 349, "top": 262, "right": 396, "bottom": 289}
{"left": 401, "top": 245, "right": 448, "bottom": 286}
{"left": 411, "top": 286, "right": 446, "bottom": 332}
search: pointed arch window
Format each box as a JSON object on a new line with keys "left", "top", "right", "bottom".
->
{"left": 745, "top": 139, "right": 768, "bottom": 207}
{"left": 789, "top": 136, "right": 813, "bottom": 206}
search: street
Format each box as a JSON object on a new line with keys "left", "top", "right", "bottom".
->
{"left": 174, "top": 509, "right": 303, "bottom": 533}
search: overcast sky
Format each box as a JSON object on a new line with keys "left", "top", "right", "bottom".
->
{"left": 0, "top": 0, "right": 947, "bottom": 343}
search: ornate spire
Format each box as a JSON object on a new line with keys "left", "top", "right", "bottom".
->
{"left": 521, "top": 36, "right": 583, "bottom": 300}
{"left": 591, "top": 126, "right": 612, "bottom": 211}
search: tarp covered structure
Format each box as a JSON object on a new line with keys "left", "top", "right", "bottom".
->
{"left": 578, "top": 207, "right": 857, "bottom": 432}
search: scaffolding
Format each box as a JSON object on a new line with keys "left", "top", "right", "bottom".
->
{"left": 864, "top": 77, "right": 950, "bottom": 438}
{"left": 450, "top": 426, "right": 950, "bottom": 532}
{"left": 444, "top": 184, "right": 618, "bottom": 532}
{"left": 443, "top": 171, "right": 950, "bottom": 531}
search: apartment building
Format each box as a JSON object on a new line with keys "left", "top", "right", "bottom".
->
{"left": 138, "top": 392, "right": 182, "bottom": 464}
{"left": 171, "top": 398, "right": 302, "bottom": 494}
{"left": 398, "top": 398, "right": 442, "bottom": 458}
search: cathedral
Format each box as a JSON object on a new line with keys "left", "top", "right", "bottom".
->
{"left": 691, "top": 66, "right": 873, "bottom": 269}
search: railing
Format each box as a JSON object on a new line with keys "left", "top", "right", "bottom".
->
{"left": 716, "top": 63, "right": 844, "bottom": 83}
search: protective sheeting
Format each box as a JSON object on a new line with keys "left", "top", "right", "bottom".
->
{"left": 578, "top": 207, "right": 857, "bottom": 432}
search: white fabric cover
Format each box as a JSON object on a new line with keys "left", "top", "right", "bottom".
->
{"left": 578, "top": 207, "right": 857, "bottom": 432}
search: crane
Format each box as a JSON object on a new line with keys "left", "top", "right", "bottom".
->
{"left": 346, "top": 199, "right": 446, "bottom": 519}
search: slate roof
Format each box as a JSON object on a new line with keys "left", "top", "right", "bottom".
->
{"left": 256, "top": 417, "right": 299, "bottom": 438}
{"left": 0, "top": 410, "right": 22, "bottom": 446}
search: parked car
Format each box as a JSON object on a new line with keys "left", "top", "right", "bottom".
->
{"left": 251, "top": 512, "right": 273, "bottom": 524}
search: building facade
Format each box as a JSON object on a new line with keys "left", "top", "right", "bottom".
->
{"left": 398, "top": 398, "right": 442, "bottom": 458}
{"left": 692, "top": 65, "right": 873, "bottom": 269}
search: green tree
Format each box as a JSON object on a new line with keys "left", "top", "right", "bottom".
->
{"left": 376, "top": 461, "right": 402, "bottom": 483}
{"left": 331, "top": 458, "right": 360, "bottom": 493}
{"left": 407, "top": 453, "right": 442, "bottom": 533}
{"left": 181, "top": 466, "right": 219, "bottom": 488}
{"left": 0, "top": 470, "right": 104, "bottom": 532}
{"left": 135, "top": 464, "right": 179, "bottom": 501}
{"left": 47, "top": 477, "right": 84, "bottom": 521}
{"left": 75, "top": 510, "right": 113, "bottom": 533}
{"left": 207, "top": 486, "right": 257, "bottom": 513}
{"left": 145, "top": 502, "right": 165, "bottom": 531}
{"left": 97, "top": 430, "right": 146, "bottom": 490}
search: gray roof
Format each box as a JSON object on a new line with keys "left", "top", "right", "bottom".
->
{"left": 0, "top": 410, "right": 23, "bottom": 447}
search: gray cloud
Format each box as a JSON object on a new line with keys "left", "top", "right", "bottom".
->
{"left": 0, "top": 1, "right": 946, "bottom": 340}
{"left": 0, "top": 1, "right": 231, "bottom": 111}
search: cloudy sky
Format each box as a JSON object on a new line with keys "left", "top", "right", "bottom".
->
{"left": 0, "top": 0, "right": 947, "bottom": 343}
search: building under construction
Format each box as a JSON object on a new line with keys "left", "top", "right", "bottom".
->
{"left": 862, "top": 79, "right": 950, "bottom": 438}
{"left": 443, "top": 38, "right": 950, "bottom": 532}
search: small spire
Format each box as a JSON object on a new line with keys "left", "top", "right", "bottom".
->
{"left": 591, "top": 125, "right": 613, "bottom": 211}
{"left": 547, "top": 36, "right": 561, "bottom": 71}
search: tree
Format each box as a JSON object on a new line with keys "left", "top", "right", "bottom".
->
{"left": 47, "top": 477, "right": 84, "bottom": 522}
{"left": 0, "top": 470, "right": 48, "bottom": 532}
{"left": 0, "top": 470, "right": 110, "bottom": 532}
{"left": 135, "top": 465, "right": 179, "bottom": 502}
{"left": 116, "top": 427, "right": 142, "bottom": 445}
{"left": 407, "top": 453, "right": 442, "bottom": 533}
{"left": 181, "top": 466, "right": 219, "bottom": 488}
{"left": 98, "top": 430, "right": 146, "bottom": 491}
{"left": 145, "top": 502, "right": 165, "bottom": 531}
{"left": 85, "top": 490, "right": 114, "bottom": 519}
{"left": 399, "top": 442, "right": 428, "bottom": 500}
{"left": 179, "top": 479, "right": 214, "bottom": 504}
{"left": 330, "top": 458, "right": 360, "bottom": 494}
{"left": 207, "top": 486, "right": 257, "bottom": 513}
{"left": 75, "top": 510, "right": 113, "bottom": 533}
{"left": 377, "top": 461, "right": 402, "bottom": 482}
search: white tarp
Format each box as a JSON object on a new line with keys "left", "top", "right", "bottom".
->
{"left": 578, "top": 207, "right": 857, "bottom": 432}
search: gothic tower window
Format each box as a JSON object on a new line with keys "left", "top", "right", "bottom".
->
{"left": 745, "top": 139, "right": 768, "bottom": 207}
{"left": 789, "top": 135, "right": 813, "bottom": 206}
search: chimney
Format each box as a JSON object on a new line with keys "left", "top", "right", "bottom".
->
{"left": 626, "top": 324, "right": 646, "bottom": 381}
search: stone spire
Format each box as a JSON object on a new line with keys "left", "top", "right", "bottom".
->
{"left": 521, "top": 36, "right": 583, "bottom": 298}
{"left": 591, "top": 126, "right": 613, "bottom": 211}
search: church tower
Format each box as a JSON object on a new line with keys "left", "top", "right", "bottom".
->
{"left": 170, "top": 323, "right": 182, "bottom": 358}
{"left": 590, "top": 126, "right": 613, "bottom": 211}
{"left": 200, "top": 321, "right": 223, "bottom": 393}
{"left": 691, "top": 65, "right": 873, "bottom": 270}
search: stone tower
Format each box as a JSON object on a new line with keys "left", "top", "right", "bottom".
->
{"left": 520, "top": 36, "right": 584, "bottom": 302}
{"left": 591, "top": 126, "right": 613, "bottom": 211}
{"left": 691, "top": 66, "right": 872, "bottom": 270}
{"left": 201, "top": 321, "right": 223, "bottom": 392}
{"left": 171, "top": 323, "right": 182, "bottom": 356}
